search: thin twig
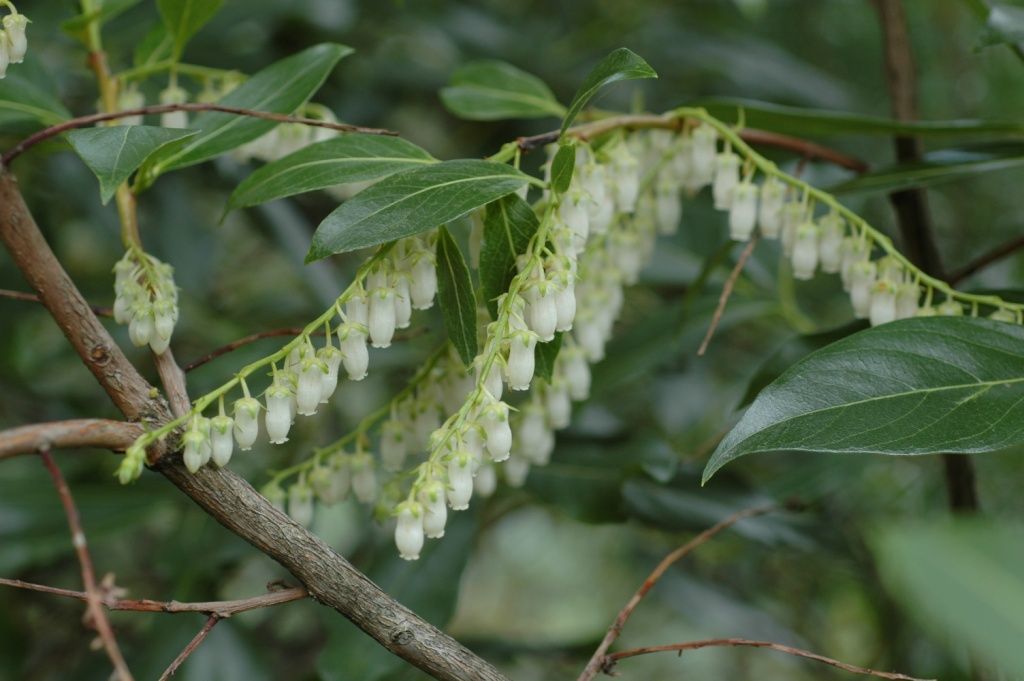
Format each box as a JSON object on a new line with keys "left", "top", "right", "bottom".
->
{"left": 0, "top": 287, "right": 113, "bottom": 317}
{"left": 183, "top": 327, "right": 304, "bottom": 372}
{"left": 603, "top": 638, "right": 934, "bottom": 681}
{"left": 154, "top": 347, "right": 191, "bottom": 418}
{"left": 0, "top": 419, "right": 142, "bottom": 461}
{"left": 949, "top": 233, "right": 1024, "bottom": 283}
{"left": 516, "top": 114, "right": 867, "bottom": 173}
{"left": 576, "top": 505, "right": 775, "bottom": 681}
{"left": 39, "top": 447, "right": 134, "bottom": 681}
{"left": 1, "top": 103, "right": 397, "bottom": 166}
{"left": 158, "top": 615, "right": 220, "bottom": 681}
{"left": 697, "top": 235, "right": 759, "bottom": 356}
{"left": 0, "top": 577, "right": 307, "bottom": 616}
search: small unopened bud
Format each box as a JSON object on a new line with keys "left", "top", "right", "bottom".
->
{"left": 849, "top": 261, "right": 877, "bottom": 319}
{"left": 728, "top": 181, "right": 758, "bottom": 241}
{"left": 936, "top": 299, "right": 964, "bottom": 316}
{"left": 758, "top": 178, "right": 785, "bottom": 238}
{"left": 712, "top": 152, "right": 739, "bottom": 210}
{"left": 791, "top": 223, "right": 819, "bottom": 280}
{"left": 894, "top": 283, "right": 920, "bottom": 320}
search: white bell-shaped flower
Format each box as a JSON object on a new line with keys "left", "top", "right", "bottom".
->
{"left": 411, "top": 255, "right": 437, "bottom": 310}
{"left": 312, "top": 453, "right": 351, "bottom": 504}
{"left": 849, "top": 260, "right": 877, "bottom": 319}
{"left": 758, "top": 178, "right": 785, "bottom": 238}
{"left": 158, "top": 85, "right": 189, "bottom": 129}
{"left": 153, "top": 298, "right": 175, "bottom": 341}
{"left": 876, "top": 256, "right": 904, "bottom": 284}
{"left": 128, "top": 302, "right": 154, "bottom": 347}
{"left": 338, "top": 323, "right": 369, "bottom": 380}
{"left": 690, "top": 126, "right": 717, "bottom": 188}
{"left": 232, "top": 397, "right": 260, "bottom": 450}
{"left": 990, "top": 308, "right": 1016, "bottom": 323}
{"left": 780, "top": 202, "right": 805, "bottom": 257}
{"left": 0, "top": 39, "right": 9, "bottom": 79}
{"left": 474, "top": 461, "right": 498, "bottom": 497}
{"left": 655, "top": 183, "right": 682, "bottom": 236}
{"left": 590, "top": 192, "right": 615, "bottom": 235}
{"left": 369, "top": 287, "right": 397, "bottom": 348}
{"left": 560, "top": 195, "right": 590, "bottom": 250}
{"left": 394, "top": 500, "right": 424, "bottom": 561}
{"left": 447, "top": 450, "right": 474, "bottom": 511}
{"left": 869, "top": 280, "right": 897, "bottom": 327}
{"left": 350, "top": 453, "right": 377, "bottom": 503}
{"left": 712, "top": 152, "right": 740, "bottom": 210}
{"left": 288, "top": 483, "right": 315, "bottom": 528}
{"left": 210, "top": 414, "right": 234, "bottom": 467}
{"left": 413, "top": 401, "right": 440, "bottom": 450}
{"left": 840, "top": 238, "right": 871, "bottom": 291}
{"left": 554, "top": 279, "right": 576, "bottom": 332}
{"left": 295, "top": 355, "right": 326, "bottom": 416}
{"left": 575, "top": 319, "right": 605, "bottom": 362}
{"left": 265, "top": 382, "right": 293, "bottom": 444}
{"left": 117, "top": 88, "right": 145, "bottom": 126}
{"left": 317, "top": 345, "right": 343, "bottom": 403}
{"left": 380, "top": 419, "right": 407, "bottom": 472}
{"left": 563, "top": 348, "right": 591, "bottom": 401}
{"left": 504, "top": 454, "right": 530, "bottom": 488}
{"left": 818, "top": 213, "right": 845, "bottom": 274}
{"left": 505, "top": 330, "right": 538, "bottom": 391}
{"left": 393, "top": 274, "right": 412, "bottom": 330}
{"left": 545, "top": 382, "right": 572, "bottom": 429}
{"left": 936, "top": 299, "right": 964, "bottom": 316}
{"left": 3, "top": 13, "right": 27, "bottom": 64}
{"left": 611, "top": 147, "right": 640, "bottom": 213}
{"left": 894, "top": 282, "right": 921, "bottom": 320}
{"left": 345, "top": 291, "right": 369, "bottom": 326}
{"left": 482, "top": 401, "right": 513, "bottom": 462}
{"left": 518, "top": 404, "right": 550, "bottom": 463}
{"left": 728, "top": 181, "right": 758, "bottom": 241}
{"left": 791, "top": 223, "right": 819, "bottom": 280}
{"left": 527, "top": 282, "right": 558, "bottom": 342}
{"left": 419, "top": 480, "right": 447, "bottom": 539}
{"left": 182, "top": 426, "right": 210, "bottom": 474}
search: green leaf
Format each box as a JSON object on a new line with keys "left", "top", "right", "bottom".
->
{"left": 227, "top": 134, "right": 436, "bottom": 211}
{"left": 561, "top": 48, "right": 657, "bottom": 136}
{"left": 439, "top": 60, "right": 565, "bottom": 121}
{"left": 67, "top": 126, "right": 198, "bottom": 204}
{"left": 0, "top": 67, "right": 71, "bottom": 128}
{"left": 550, "top": 143, "right": 576, "bottom": 194}
{"left": 831, "top": 142, "right": 1024, "bottom": 195}
{"left": 697, "top": 97, "right": 1024, "bottom": 137}
{"left": 873, "top": 520, "right": 1024, "bottom": 675}
{"left": 308, "top": 159, "right": 530, "bottom": 260}
{"left": 435, "top": 227, "right": 478, "bottom": 366}
{"left": 134, "top": 23, "right": 173, "bottom": 67}
{"left": 978, "top": 3, "right": 1024, "bottom": 50}
{"left": 141, "top": 43, "right": 351, "bottom": 179}
{"left": 704, "top": 317, "right": 1024, "bottom": 483}
{"left": 62, "top": 0, "right": 143, "bottom": 42}
{"left": 479, "top": 194, "right": 540, "bottom": 318}
{"left": 157, "top": 0, "right": 225, "bottom": 59}
{"left": 534, "top": 332, "right": 563, "bottom": 383}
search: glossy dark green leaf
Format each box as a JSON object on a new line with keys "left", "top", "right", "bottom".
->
{"left": 228, "top": 134, "right": 436, "bottom": 210}
{"left": 550, "top": 143, "right": 576, "bottom": 194}
{"left": 698, "top": 97, "right": 1024, "bottom": 137}
{"left": 978, "top": 3, "right": 1024, "bottom": 50}
{"left": 67, "top": 126, "right": 198, "bottom": 204}
{"left": 308, "top": 159, "right": 530, "bottom": 260}
{"left": 61, "top": 0, "right": 142, "bottom": 42}
{"left": 157, "top": 0, "right": 225, "bottom": 58}
{"left": 479, "top": 194, "right": 540, "bottom": 318}
{"left": 704, "top": 317, "right": 1024, "bottom": 483}
{"left": 534, "top": 332, "right": 563, "bottom": 382}
{"left": 142, "top": 43, "right": 351, "bottom": 178}
{"left": 831, "top": 142, "right": 1024, "bottom": 195}
{"left": 873, "top": 520, "right": 1024, "bottom": 675}
{"left": 436, "top": 227, "right": 478, "bottom": 366}
{"left": 561, "top": 48, "right": 657, "bottom": 136}
{"left": 439, "top": 60, "right": 565, "bottom": 121}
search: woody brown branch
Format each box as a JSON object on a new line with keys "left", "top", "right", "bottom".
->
{"left": 0, "top": 419, "right": 142, "bottom": 461}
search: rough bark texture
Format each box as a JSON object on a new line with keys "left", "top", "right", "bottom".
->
{"left": 0, "top": 166, "right": 508, "bottom": 681}
{"left": 0, "top": 419, "right": 143, "bottom": 461}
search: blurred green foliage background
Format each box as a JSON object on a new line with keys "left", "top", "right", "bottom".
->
{"left": 2, "top": 1, "right": 1024, "bottom": 679}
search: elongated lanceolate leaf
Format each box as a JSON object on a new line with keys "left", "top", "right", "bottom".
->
{"left": 228, "top": 134, "right": 436, "bottom": 210}
{"left": 436, "top": 227, "right": 478, "bottom": 366}
{"left": 479, "top": 194, "right": 540, "bottom": 318}
{"left": 67, "top": 126, "right": 198, "bottom": 204}
{"left": 142, "top": 43, "right": 351, "bottom": 177}
{"left": 307, "top": 159, "right": 530, "bottom": 260}
{"left": 0, "top": 66, "right": 70, "bottom": 128}
{"left": 534, "top": 332, "right": 563, "bottom": 383}
{"left": 550, "top": 143, "right": 576, "bottom": 194}
{"left": 704, "top": 317, "right": 1024, "bottom": 483}
{"left": 561, "top": 48, "right": 656, "bottom": 135}
{"left": 440, "top": 60, "right": 565, "bottom": 121}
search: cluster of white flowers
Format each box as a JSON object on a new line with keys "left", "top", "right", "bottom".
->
{"left": 678, "top": 122, "right": 1020, "bottom": 325}
{"left": 114, "top": 74, "right": 244, "bottom": 127}
{"left": 233, "top": 104, "right": 339, "bottom": 163}
{"left": 138, "top": 234, "right": 440, "bottom": 486}
{"left": 0, "top": 5, "right": 27, "bottom": 79}
{"left": 113, "top": 248, "right": 178, "bottom": 354}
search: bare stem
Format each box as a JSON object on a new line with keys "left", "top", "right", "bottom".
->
{"left": 0, "top": 287, "right": 113, "bottom": 317}
{"left": 157, "top": 615, "right": 219, "bottom": 681}
{"left": 603, "top": 638, "right": 933, "bottom": 681}
{"left": 576, "top": 505, "right": 775, "bottom": 681}
{"left": 1, "top": 103, "right": 398, "bottom": 166}
{"left": 39, "top": 447, "right": 134, "bottom": 681}
{"left": 0, "top": 419, "right": 142, "bottom": 461}
{"left": 697, "top": 236, "right": 759, "bottom": 356}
